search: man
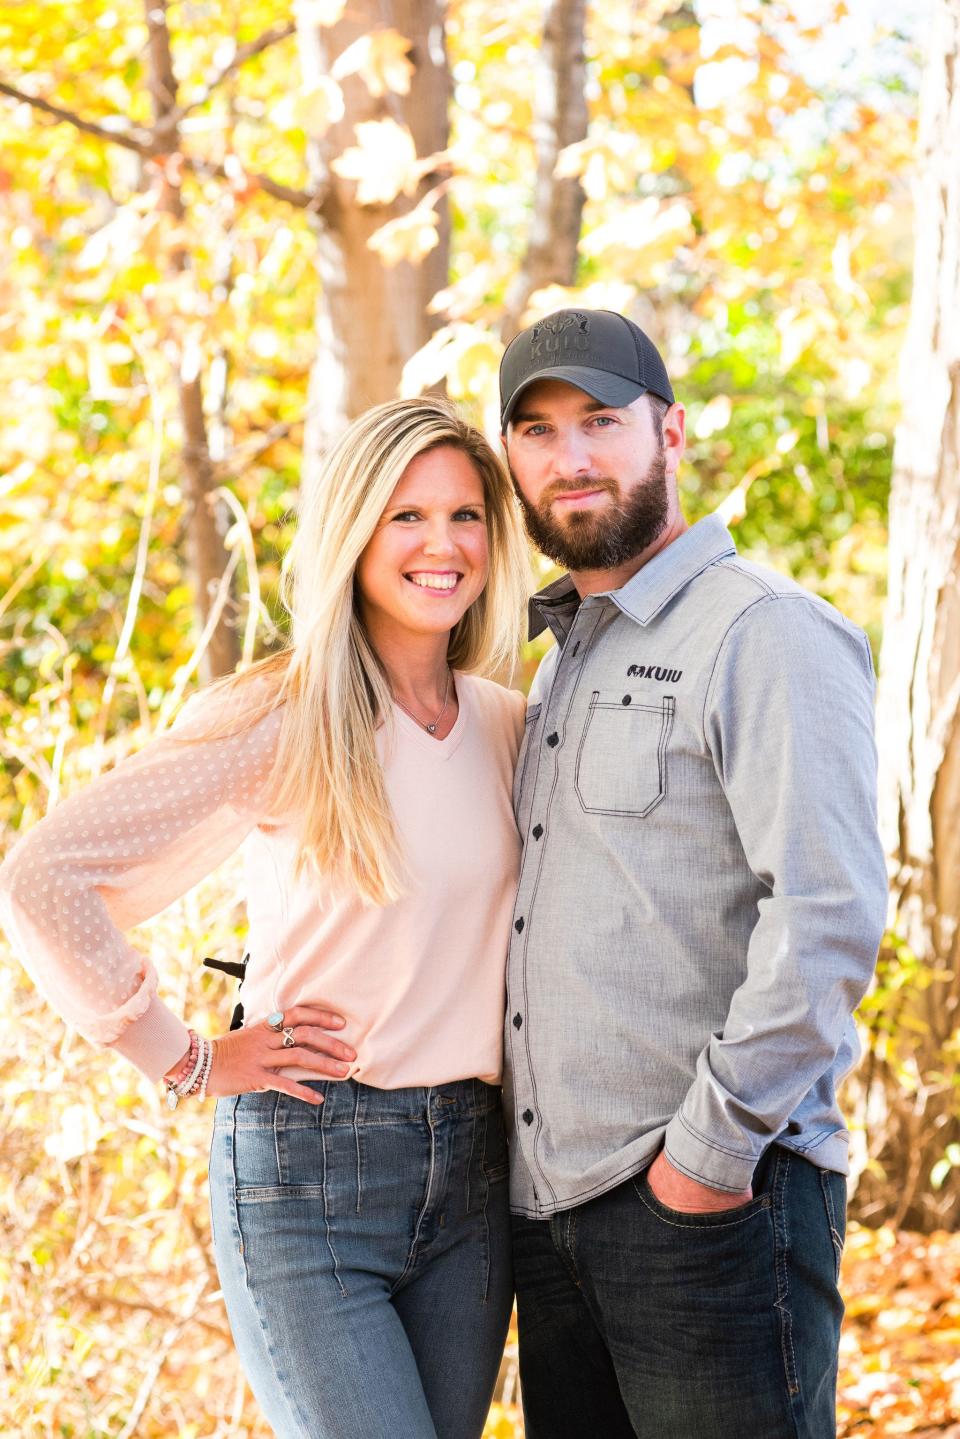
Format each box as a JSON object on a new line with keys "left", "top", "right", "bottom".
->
{"left": 498, "top": 307, "right": 887, "bottom": 1439}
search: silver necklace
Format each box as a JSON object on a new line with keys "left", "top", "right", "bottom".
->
{"left": 392, "top": 668, "right": 451, "bottom": 734}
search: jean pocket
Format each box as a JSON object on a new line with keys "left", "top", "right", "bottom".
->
{"left": 230, "top": 1092, "right": 329, "bottom": 1198}
{"left": 575, "top": 692, "right": 675, "bottom": 817}
{"left": 819, "top": 1168, "right": 846, "bottom": 1281}
{"left": 632, "top": 1170, "right": 771, "bottom": 1229}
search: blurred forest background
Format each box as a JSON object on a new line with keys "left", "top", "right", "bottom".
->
{"left": 3, "top": 0, "right": 960, "bottom": 1433}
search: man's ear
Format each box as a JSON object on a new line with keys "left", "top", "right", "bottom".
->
{"left": 663, "top": 403, "right": 686, "bottom": 475}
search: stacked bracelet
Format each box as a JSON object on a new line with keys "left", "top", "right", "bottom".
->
{"left": 164, "top": 1029, "right": 215, "bottom": 1110}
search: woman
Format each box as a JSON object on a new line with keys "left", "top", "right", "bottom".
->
{"left": 0, "top": 398, "right": 532, "bottom": 1439}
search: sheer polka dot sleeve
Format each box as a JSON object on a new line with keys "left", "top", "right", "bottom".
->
{"left": 0, "top": 690, "right": 282, "bottom": 1082}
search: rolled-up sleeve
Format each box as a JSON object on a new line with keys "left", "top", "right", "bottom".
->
{"left": 0, "top": 691, "right": 280, "bottom": 1082}
{"left": 663, "top": 596, "right": 888, "bottom": 1191}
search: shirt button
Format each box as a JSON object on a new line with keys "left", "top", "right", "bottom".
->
{"left": 532, "top": 823, "right": 543, "bottom": 840}
{"left": 546, "top": 732, "right": 559, "bottom": 747}
{"left": 513, "top": 1013, "right": 523, "bottom": 1029}
{"left": 621, "top": 694, "right": 632, "bottom": 705}
{"left": 522, "top": 1109, "right": 534, "bottom": 1125}
{"left": 515, "top": 917, "right": 525, "bottom": 933}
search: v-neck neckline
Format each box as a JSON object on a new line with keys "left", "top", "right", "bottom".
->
{"left": 391, "top": 671, "right": 468, "bottom": 761}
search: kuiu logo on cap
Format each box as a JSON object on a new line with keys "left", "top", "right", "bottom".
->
{"left": 529, "top": 311, "right": 591, "bottom": 359}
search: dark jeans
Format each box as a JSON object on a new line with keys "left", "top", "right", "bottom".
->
{"left": 512, "top": 1144, "right": 846, "bottom": 1439}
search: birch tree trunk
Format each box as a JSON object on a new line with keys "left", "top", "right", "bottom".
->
{"left": 499, "top": 0, "right": 588, "bottom": 341}
{"left": 298, "top": 1, "right": 450, "bottom": 475}
{"left": 855, "top": 0, "right": 960, "bottom": 1230}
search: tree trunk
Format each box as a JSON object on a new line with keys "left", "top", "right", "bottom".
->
{"left": 499, "top": 0, "right": 588, "bottom": 341}
{"left": 145, "top": 0, "right": 239, "bottom": 682}
{"left": 853, "top": 0, "right": 960, "bottom": 1231}
{"left": 298, "top": 1, "right": 451, "bottom": 474}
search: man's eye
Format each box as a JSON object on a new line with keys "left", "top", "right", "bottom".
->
{"left": 523, "top": 424, "right": 549, "bottom": 437}
{"left": 591, "top": 415, "right": 616, "bottom": 427}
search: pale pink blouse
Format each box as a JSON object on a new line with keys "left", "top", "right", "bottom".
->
{"left": 0, "top": 672, "right": 526, "bottom": 1088}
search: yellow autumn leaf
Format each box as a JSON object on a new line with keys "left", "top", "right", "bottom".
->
{"left": 448, "top": 338, "right": 501, "bottom": 400}
{"left": 556, "top": 133, "right": 656, "bottom": 200}
{"left": 332, "top": 29, "right": 414, "bottom": 97}
{"left": 271, "top": 76, "right": 345, "bottom": 137}
{"left": 400, "top": 323, "right": 498, "bottom": 397}
{"left": 580, "top": 199, "right": 695, "bottom": 279}
{"left": 368, "top": 203, "right": 440, "bottom": 266}
{"left": 332, "top": 120, "right": 418, "bottom": 205}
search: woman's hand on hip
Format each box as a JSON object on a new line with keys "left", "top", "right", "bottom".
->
{"left": 206, "top": 1005, "right": 355, "bottom": 1106}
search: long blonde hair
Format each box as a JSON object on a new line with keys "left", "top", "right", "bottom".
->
{"left": 172, "top": 398, "right": 530, "bottom": 905}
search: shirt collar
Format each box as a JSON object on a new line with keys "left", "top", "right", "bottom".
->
{"left": 528, "top": 512, "right": 738, "bottom": 641}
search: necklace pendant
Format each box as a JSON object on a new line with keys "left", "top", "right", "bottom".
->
{"left": 426, "top": 722, "right": 437, "bottom": 733}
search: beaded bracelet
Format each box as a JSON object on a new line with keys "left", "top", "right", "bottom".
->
{"left": 164, "top": 1029, "right": 215, "bottom": 1110}
{"left": 167, "top": 1030, "right": 200, "bottom": 1089}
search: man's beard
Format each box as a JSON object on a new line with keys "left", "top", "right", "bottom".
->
{"left": 512, "top": 449, "right": 669, "bottom": 572}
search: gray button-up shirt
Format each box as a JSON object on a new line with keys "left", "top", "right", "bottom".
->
{"left": 505, "top": 513, "right": 888, "bottom": 1219}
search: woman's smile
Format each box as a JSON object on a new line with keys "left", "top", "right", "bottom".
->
{"left": 405, "top": 569, "right": 464, "bottom": 593}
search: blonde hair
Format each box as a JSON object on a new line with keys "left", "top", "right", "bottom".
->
{"left": 172, "top": 398, "right": 530, "bottom": 905}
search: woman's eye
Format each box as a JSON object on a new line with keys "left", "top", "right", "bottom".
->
{"left": 392, "top": 511, "right": 420, "bottom": 522}
{"left": 455, "top": 508, "right": 483, "bottom": 521}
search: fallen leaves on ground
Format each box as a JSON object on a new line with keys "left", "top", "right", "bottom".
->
{"left": 838, "top": 1223, "right": 960, "bottom": 1435}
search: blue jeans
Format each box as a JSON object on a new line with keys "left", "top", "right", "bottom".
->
{"left": 208, "top": 1078, "right": 513, "bottom": 1439}
{"left": 512, "top": 1144, "right": 846, "bottom": 1438}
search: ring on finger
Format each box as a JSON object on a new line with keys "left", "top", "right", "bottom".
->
{"left": 281, "top": 1026, "right": 296, "bottom": 1048}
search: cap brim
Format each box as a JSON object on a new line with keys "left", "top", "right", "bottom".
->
{"left": 501, "top": 367, "right": 646, "bottom": 430}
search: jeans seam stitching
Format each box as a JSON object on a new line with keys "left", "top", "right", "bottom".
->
{"left": 465, "top": 1103, "right": 478, "bottom": 1216}
{"left": 820, "top": 1170, "right": 843, "bottom": 1281}
{"left": 480, "top": 1162, "right": 492, "bottom": 1304}
{"left": 774, "top": 1149, "right": 801, "bottom": 1404}
{"left": 319, "top": 1090, "right": 347, "bottom": 1298}
{"left": 273, "top": 1091, "right": 285, "bottom": 1186}
{"left": 353, "top": 1085, "right": 363, "bottom": 1215}
{"left": 566, "top": 1208, "right": 580, "bottom": 1286}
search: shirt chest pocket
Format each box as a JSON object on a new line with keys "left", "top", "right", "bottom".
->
{"left": 575, "top": 692, "right": 675, "bottom": 817}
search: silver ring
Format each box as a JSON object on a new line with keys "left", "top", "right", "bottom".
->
{"left": 281, "top": 1026, "right": 296, "bottom": 1048}
{"left": 266, "top": 1011, "right": 284, "bottom": 1032}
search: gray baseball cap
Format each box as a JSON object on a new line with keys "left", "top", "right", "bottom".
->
{"left": 499, "top": 308, "right": 675, "bottom": 431}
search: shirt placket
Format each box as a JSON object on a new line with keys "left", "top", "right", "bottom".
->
{"left": 507, "top": 598, "right": 608, "bottom": 1212}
